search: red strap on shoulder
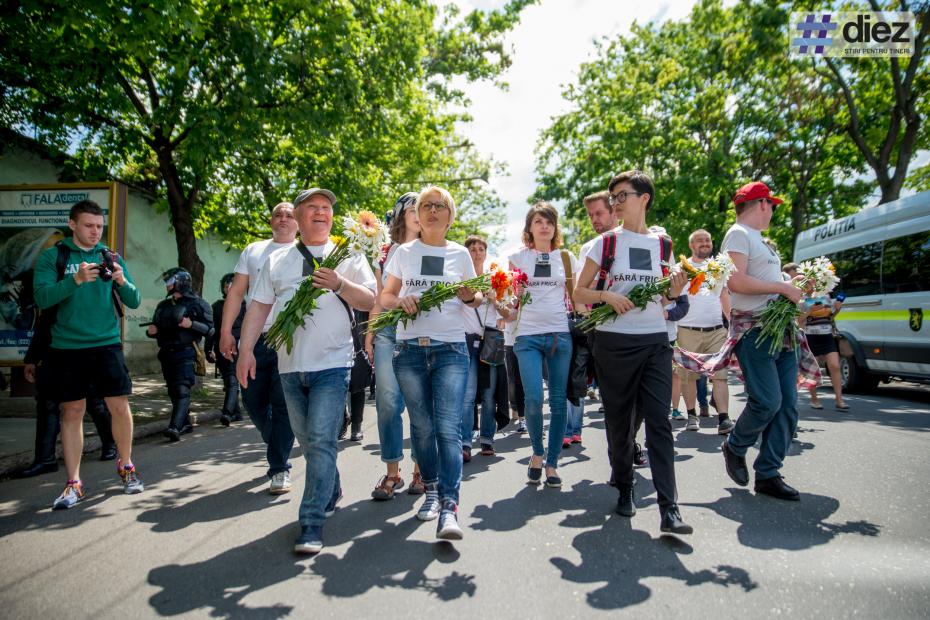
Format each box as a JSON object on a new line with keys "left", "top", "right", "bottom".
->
{"left": 659, "top": 236, "right": 673, "bottom": 277}
{"left": 595, "top": 232, "right": 617, "bottom": 291}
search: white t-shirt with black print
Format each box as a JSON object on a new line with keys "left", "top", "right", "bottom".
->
{"left": 507, "top": 247, "right": 578, "bottom": 337}
{"left": 462, "top": 294, "right": 494, "bottom": 337}
{"left": 251, "top": 241, "right": 377, "bottom": 374}
{"left": 385, "top": 239, "right": 477, "bottom": 343}
{"left": 721, "top": 222, "right": 781, "bottom": 312}
{"left": 235, "top": 238, "right": 293, "bottom": 332}
{"left": 585, "top": 228, "right": 667, "bottom": 335}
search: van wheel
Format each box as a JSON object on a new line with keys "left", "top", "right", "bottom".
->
{"left": 840, "top": 356, "right": 879, "bottom": 393}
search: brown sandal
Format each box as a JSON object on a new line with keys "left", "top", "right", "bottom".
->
{"left": 371, "top": 474, "right": 405, "bottom": 501}
{"left": 408, "top": 471, "right": 426, "bottom": 495}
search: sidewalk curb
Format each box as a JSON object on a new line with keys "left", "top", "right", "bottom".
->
{"left": 0, "top": 409, "right": 223, "bottom": 479}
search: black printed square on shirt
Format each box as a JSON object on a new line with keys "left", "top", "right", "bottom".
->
{"left": 421, "top": 255, "right": 445, "bottom": 276}
{"left": 629, "top": 247, "right": 653, "bottom": 271}
{"left": 534, "top": 263, "right": 552, "bottom": 278}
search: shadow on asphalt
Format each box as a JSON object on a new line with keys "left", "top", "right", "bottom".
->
{"left": 146, "top": 495, "right": 478, "bottom": 615}
{"left": 550, "top": 515, "right": 759, "bottom": 610}
{"left": 682, "top": 488, "right": 881, "bottom": 551}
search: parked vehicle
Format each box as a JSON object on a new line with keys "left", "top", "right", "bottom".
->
{"left": 794, "top": 191, "right": 930, "bottom": 392}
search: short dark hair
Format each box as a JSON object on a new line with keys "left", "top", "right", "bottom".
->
{"left": 522, "top": 202, "right": 562, "bottom": 250}
{"left": 69, "top": 200, "right": 104, "bottom": 221}
{"left": 463, "top": 235, "right": 487, "bottom": 250}
{"left": 583, "top": 190, "right": 611, "bottom": 213}
{"left": 608, "top": 170, "right": 655, "bottom": 211}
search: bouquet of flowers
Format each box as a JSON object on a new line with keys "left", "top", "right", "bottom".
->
{"left": 755, "top": 256, "right": 839, "bottom": 354}
{"left": 265, "top": 211, "right": 386, "bottom": 353}
{"left": 367, "top": 274, "right": 493, "bottom": 333}
{"left": 576, "top": 253, "right": 736, "bottom": 332}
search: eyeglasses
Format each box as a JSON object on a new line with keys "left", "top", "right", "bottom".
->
{"left": 608, "top": 190, "right": 644, "bottom": 207}
{"left": 420, "top": 202, "right": 450, "bottom": 213}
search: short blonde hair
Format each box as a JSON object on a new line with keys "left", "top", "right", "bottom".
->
{"left": 415, "top": 185, "right": 457, "bottom": 229}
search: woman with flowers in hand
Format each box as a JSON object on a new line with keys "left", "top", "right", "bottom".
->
{"left": 574, "top": 170, "right": 692, "bottom": 535}
{"left": 380, "top": 185, "right": 482, "bottom": 540}
{"left": 365, "top": 192, "right": 427, "bottom": 501}
{"left": 506, "top": 202, "right": 577, "bottom": 489}
{"left": 800, "top": 290, "right": 849, "bottom": 411}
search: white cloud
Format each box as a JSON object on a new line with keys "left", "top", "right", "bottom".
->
{"left": 448, "top": 0, "right": 724, "bottom": 251}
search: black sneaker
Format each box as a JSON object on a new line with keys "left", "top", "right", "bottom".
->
{"left": 717, "top": 416, "right": 735, "bottom": 435}
{"left": 633, "top": 443, "right": 647, "bottom": 467}
{"left": 527, "top": 466, "right": 542, "bottom": 485}
{"left": 660, "top": 506, "right": 693, "bottom": 534}
{"left": 615, "top": 485, "right": 635, "bottom": 517}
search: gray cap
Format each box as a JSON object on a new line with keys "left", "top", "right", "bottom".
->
{"left": 293, "top": 188, "right": 337, "bottom": 208}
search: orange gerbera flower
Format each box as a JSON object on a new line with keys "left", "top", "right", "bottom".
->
{"left": 688, "top": 272, "right": 706, "bottom": 295}
{"left": 357, "top": 210, "right": 380, "bottom": 235}
{"left": 679, "top": 254, "right": 701, "bottom": 277}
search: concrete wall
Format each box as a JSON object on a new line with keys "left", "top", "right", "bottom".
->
{"left": 0, "top": 139, "right": 241, "bottom": 374}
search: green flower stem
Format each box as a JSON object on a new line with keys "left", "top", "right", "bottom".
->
{"left": 265, "top": 238, "right": 351, "bottom": 354}
{"left": 367, "top": 274, "right": 492, "bottom": 333}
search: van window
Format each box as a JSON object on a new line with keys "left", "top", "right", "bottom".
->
{"left": 828, "top": 242, "right": 882, "bottom": 297}
{"left": 882, "top": 231, "right": 930, "bottom": 294}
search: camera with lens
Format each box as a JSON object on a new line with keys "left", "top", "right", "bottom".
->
{"left": 98, "top": 249, "right": 119, "bottom": 282}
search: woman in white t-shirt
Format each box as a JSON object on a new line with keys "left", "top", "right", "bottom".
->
{"left": 365, "top": 192, "right": 426, "bottom": 501}
{"left": 506, "top": 202, "right": 576, "bottom": 488}
{"left": 381, "top": 185, "right": 483, "bottom": 541}
{"left": 574, "top": 170, "right": 692, "bottom": 535}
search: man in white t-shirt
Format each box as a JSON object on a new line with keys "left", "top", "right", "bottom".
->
{"left": 676, "top": 229, "right": 734, "bottom": 435}
{"left": 579, "top": 190, "right": 620, "bottom": 264}
{"left": 720, "top": 182, "right": 805, "bottom": 502}
{"left": 219, "top": 202, "right": 298, "bottom": 496}
{"left": 237, "top": 188, "right": 376, "bottom": 555}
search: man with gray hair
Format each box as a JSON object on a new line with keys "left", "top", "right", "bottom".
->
{"left": 220, "top": 201, "right": 298, "bottom": 496}
{"left": 676, "top": 229, "right": 733, "bottom": 435}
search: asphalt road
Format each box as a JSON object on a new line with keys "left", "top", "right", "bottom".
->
{"left": 0, "top": 381, "right": 928, "bottom": 619}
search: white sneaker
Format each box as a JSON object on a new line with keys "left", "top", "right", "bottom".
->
{"left": 270, "top": 471, "right": 291, "bottom": 495}
{"left": 416, "top": 484, "right": 440, "bottom": 521}
{"left": 437, "top": 501, "right": 464, "bottom": 540}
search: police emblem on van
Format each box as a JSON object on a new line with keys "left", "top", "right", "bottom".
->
{"left": 909, "top": 308, "right": 922, "bottom": 332}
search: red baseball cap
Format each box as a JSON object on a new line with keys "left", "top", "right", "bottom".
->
{"left": 732, "top": 181, "right": 783, "bottom": 206}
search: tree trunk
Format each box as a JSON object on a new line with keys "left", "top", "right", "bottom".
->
{"left": 156, "top": 147, "right": 206, "bottom": 294}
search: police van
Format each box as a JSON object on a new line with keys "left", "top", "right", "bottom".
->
{"left": 794, "top": 191, "right": 930, "bottom": 392}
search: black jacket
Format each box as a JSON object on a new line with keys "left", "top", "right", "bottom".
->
{"left": 147, "top": 293, "right": 214, "bottom": 348}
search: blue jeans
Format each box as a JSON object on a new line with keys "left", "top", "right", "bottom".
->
{"left": 280, "top": 368, "right": 349, "bottom": 528}
{"left": 393, "top": 340, "right": 469, "bottom": 504}
{"left": 565, "top": 398, "right": 584, "bottom": 438}
{"left": 374, "top": 325, "right": 413, "bottom": 464}
{"left": 696, "top": 375, "right": 708, "bottom": 408}
{"left": 728, "top": 327, "right": 799, "bottom": 480}
{"left": 514, "top": 332, "right": 572, "bottom": 468}
{"left": 241, "top": 336, "right": 294, "bottom": 477}
{"left": 478, "top": 364, "right": 499, "bottom": 445}
{"left": 461, "top": 340, "right": 480, "bottom": 448}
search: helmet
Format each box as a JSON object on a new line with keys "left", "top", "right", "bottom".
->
{"left": 161, "top": 267, "right": 193, "bottom": 296}
{"left": 220, "top": 272, "right": 235, "bottom": 297}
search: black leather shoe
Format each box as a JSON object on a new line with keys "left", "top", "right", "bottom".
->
{"left": 615, "top": 485, "right": 635, "bottom": 517}
{"left": 220, "top": 413, "right": 231, "bottom": 427}
{"left": 181, "top": 423, "right": 193, "bottom": 435}
{"left": 17, "top": 461, "right": 58, "bottom": 478}
{"left": 163, "top": 427, "right": 181, "bottom": 442}
{"left": 660, "top": 506, "right": 693, "bottom": 534}
{"left": 722, "top": 440, "right": 749, "bottom": 486}
{"left": 754, "top": 476, "right": 800, "bottom": 501}
{"left": 99, "top": 444, "right": 118, "bottom": 461}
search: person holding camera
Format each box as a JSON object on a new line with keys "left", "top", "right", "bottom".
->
{"left": 206, "top": 273, "right": 245, "bottom": 426}
{"left": 146, "top": 268, "right": 214, "bottom": 441}
{"left": 33, "top": 200, "right": 143, "bottom": 509}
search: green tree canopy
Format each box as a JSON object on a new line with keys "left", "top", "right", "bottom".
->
{"left": 1, "top": 0, "right": 533, "bottom": 289}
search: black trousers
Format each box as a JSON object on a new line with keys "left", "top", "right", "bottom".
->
{"left": 594, "top": 331, "right": 678, "bottom": 511}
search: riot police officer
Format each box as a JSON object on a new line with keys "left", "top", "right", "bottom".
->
{"left": 146, "top": 268, "right": 214, "bottom": 441}
{"left": 205, "top": 273, "right": 245, "bottom": 426}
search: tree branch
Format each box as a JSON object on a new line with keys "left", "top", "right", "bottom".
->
{"left": 138, "top": 60, "right": 160, "bottom": 111}
{"left": 820, "top": 58, "right": 882, "bottom": 180}
{"left": 114, "top": 68, "right": 151, "bottom": 122}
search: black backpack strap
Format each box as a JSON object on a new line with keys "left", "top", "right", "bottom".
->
{"left": 594, "top": 231, "right": 617, "bottom": 292}
{"left": 54, "top": 241, "right": 70, "bottom": 281}
{"left": 659, "top": 236, "right": 673, "bottom": 277}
